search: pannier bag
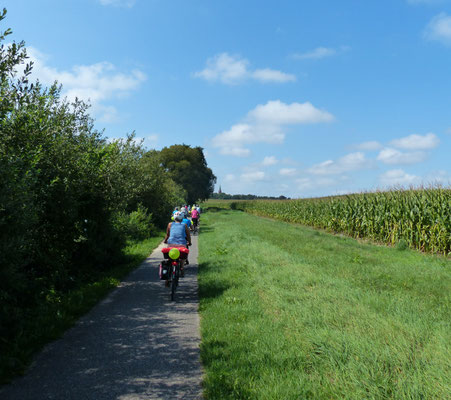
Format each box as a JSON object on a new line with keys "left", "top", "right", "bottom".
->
{"left": 159, "top": 260, "right": 171, "bottom": 280}
{"left": 161, "top": 247, "right": 189, "bottom": 260}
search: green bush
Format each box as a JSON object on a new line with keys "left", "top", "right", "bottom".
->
{"left": 0, "top": 9, "right": 187, "bottom": 372}
{"left": 114, "top": 205, "right": 156, "bottom": 241}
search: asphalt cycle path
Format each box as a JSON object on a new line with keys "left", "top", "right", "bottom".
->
{"left": 0, "top": 234, "right": 202, "bottom": 400}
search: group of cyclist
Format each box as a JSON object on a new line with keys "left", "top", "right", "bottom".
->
{"left": 163, "top": 205, "right": 201, "bottom": 273}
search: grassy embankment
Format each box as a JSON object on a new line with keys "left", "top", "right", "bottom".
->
{"left": 198, "top": 208, "right": 450, "bottom": 399}
{"left": 0, "top": 233, "right": 164, "bottom": 384}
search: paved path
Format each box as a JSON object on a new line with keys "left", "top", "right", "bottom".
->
{"left": 1, "top": 235, "right": 202, "bottom": 400}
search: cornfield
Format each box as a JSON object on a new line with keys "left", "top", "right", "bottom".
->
{"left": 226, "top": 188, "right": 451, "bottom": 255}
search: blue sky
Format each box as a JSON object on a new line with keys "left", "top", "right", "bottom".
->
{"left": 4, "top": 0, "right": 451, "bottom": 197}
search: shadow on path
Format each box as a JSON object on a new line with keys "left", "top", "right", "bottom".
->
{"left": 0, "top": 238, "right": 202, "bottom": 400}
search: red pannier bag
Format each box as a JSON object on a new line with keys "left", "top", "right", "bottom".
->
{"left": 162, "top": 246, "right": 189, "bottom": 259}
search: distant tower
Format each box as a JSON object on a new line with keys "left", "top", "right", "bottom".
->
{"left": 218, "top": 185, "right": 222, "bottom": 194}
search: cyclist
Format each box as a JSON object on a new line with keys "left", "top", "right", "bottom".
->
{"left": 181, "top": 215, "right": 192, "bottom": 263}
{"left": 191, "top": 207, "right": 199, "bottom": 232}
{"left": 180, "top": 206, "right": 187, "bottom": 219}
{"left": 181, "top": 214, "right": 192, "bottom": 231}
{"left": 164, "top": 213, "right": 191, "bottom": 274}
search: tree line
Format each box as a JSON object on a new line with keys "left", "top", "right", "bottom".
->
{"left": 210, "top": 192, "right": 289, "bottom": 200}
{"left": 0, "top": 9, "right": 215, "bottom": 364}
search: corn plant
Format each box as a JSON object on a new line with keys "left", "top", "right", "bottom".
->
{"left": 228, "top": 188, "right": 450, "bottom": 255}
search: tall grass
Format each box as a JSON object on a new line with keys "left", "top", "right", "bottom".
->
{"left": 198, "top": 209, "right": 451, "bottom": 399}
{"left": 218, "top": 188, "right": 451, "bottom": 255}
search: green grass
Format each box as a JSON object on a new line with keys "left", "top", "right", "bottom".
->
{"left": 0, "top": 232, "right": 164, "bottom": 384}
{"left": 198, "top": 209, "right": 451, "bottom": 399}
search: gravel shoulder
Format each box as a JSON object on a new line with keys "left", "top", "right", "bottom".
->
{"left": 1, "top": 235, "right": 202, "bottom": 400}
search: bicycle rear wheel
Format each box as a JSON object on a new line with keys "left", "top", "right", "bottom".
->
{"left": 170, "top": 265, "right": 179, "bottom": 301}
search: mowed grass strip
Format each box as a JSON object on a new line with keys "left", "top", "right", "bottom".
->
{"left": 198, "top": 209, "right": 450, "bottom": 399}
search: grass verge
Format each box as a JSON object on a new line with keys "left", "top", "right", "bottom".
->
{"left": 198, "top": 209, "right": 450, "bottom": 399}
{"left": 0, "top": 232, "right": 164, "bottom": 384}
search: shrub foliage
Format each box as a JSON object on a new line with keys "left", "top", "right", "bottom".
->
{"left": 0, "top": 9, "right": 210, "bottom": 374}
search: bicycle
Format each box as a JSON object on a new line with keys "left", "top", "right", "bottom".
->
{"left": 192, "top": 223, "right": 198, "bottom": 236}
{"left": 191, "top": 218, "right": 199, "bottom": 236}
{"left": 160, "top": 246, "right": 190, "bottom": 301}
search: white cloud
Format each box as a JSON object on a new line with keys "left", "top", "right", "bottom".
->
{"left": 252, "top": 68, "right": 296, "bottom": 83}
{"left": 212, "top": 124, "right": 253, "bottom": 156}
{"left": 194, "top": 53, "right": 248, "bottom": 84}
{"left": 27, "top": 47, "right": 146, "bottom": 122}
{"left": 424, "top": 13, "right": 451, "bottom": 44}
{"left": 379, "top": 169, "right": 419, "bottom": 186}
{"left": 292, "top": 47, "right": 336, "bottom": 60}
{"left": 279, "top": 168, "right": 297, "bottom": 176}
{"left": 241, "top": 171, "right": 265, "bottom": 181}
{"left": 262, "top": 156, "right": 278, "bottom": 166}
{"left": 212, "top": 100, "right": 334, "bottom": 156}
{"left": 248, "top": 100, "right": 334, "bottom": 125}
{"left": 353, "top": 141, "right": 383, "bottom": 151}
{"left": 389, "top": 132, "right": 440, "bottom": 150}
{"left": 194, "top": 53, "right": 295, "bottom": 84}
{"left": 291, "top": 46, "right": 350, "bottom": 60}
{"left": 220, "top": 146, "right": 251, "bottom": 157}
{"left": 95, "top": 105, "right": 121, "bottom": 123}
{"left": 377, "top": 148, "right": 427, "bottom": 165}
{"left": 99, "top": 0, "right": 136, "bottom": 7}
{"left": 308, "top": 152, "right": 371, "bottom": 175}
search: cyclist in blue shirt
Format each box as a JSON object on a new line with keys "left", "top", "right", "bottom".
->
{"left": 182, "top": 216, "right": 192, "bottom": 231}
{"left": 164, "top": 213, "right": 192, "bottom": 274}
{"left": 164, "top": 213, "right": 191, "bottom": 247}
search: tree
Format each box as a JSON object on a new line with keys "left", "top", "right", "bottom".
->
{"left": 159, "top": 144, "right": 216, "bottom": 204}
{"left": 0, "top": 9, "right": 201, "bottom": 378}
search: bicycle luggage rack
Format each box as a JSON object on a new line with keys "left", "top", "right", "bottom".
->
{"left": 161, "top": 247, "right": 189, "bottom": 259}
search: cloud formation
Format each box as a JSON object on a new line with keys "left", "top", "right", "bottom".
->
{"left": 374, "top": 133, "right": 440, "bottom": 165}
{"left": 308, "top": 152, "right": 372, "bottom": 175}
{"left": 212, "top": 100, "right": 334, "bottom": 156}
{"left": 27, "top": 47, "right": 146, "bottom": 122}
{"left": 389, "top": 132, "right": 440, "bottom": 150}
{"left": 424, "top": 13, "right": 451, "bottom": 44}
{"left": 377, "top": 148, "right": 427, "bottom": 165}
{"left": 379, "top": 169, "right": 419, "bottom": 186}
{"left": 262, "top": 156, "right": 278, "bottom": 166}
{"left": 291, "top": 46, "right": 350, "bottom": 60}
{"left": 353, "top": 141, "right": 383, "bottom": 151}
{"left": 194, "top": 53, "right": 295, "bottom": 84}
{"left": 279, "top": 168, "right": 297, "bottom": 176}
